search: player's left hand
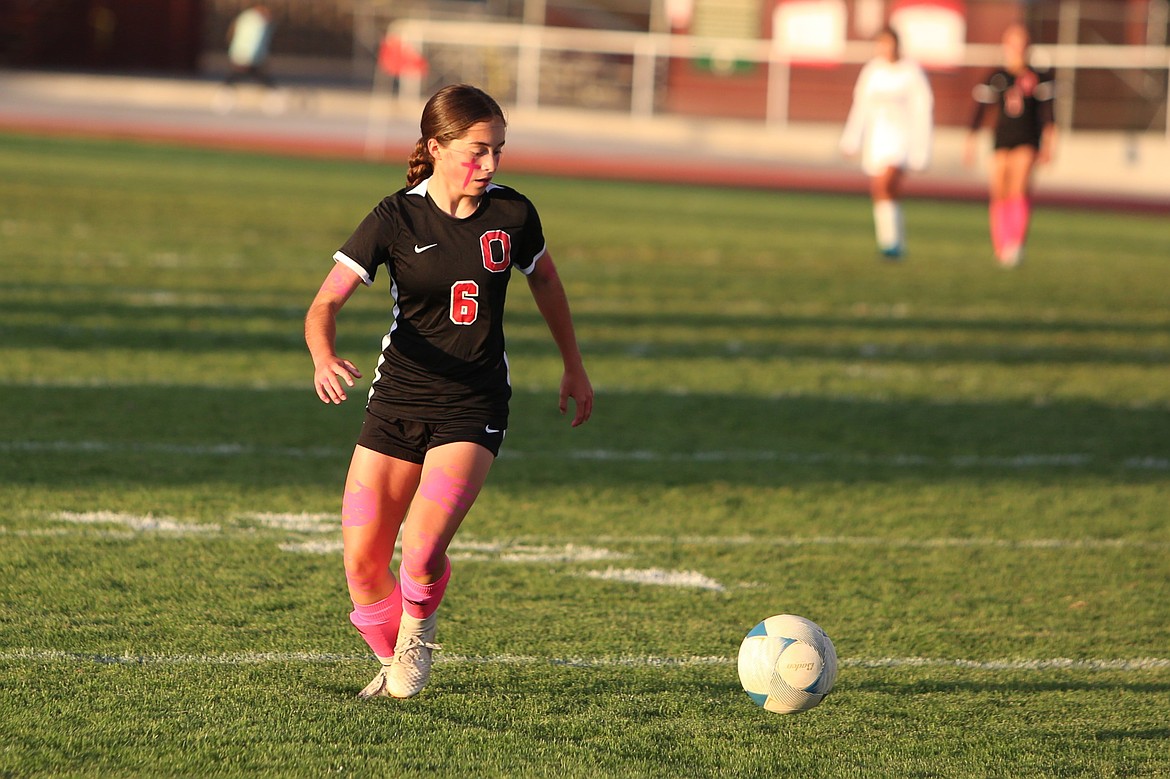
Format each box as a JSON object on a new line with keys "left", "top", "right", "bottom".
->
{"left": 560, "top": 365, "right": 593, "bottom": 427}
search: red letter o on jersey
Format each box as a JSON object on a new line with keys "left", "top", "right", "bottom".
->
{"left": 480, "top": 230, "right": 511, "bottom": 272}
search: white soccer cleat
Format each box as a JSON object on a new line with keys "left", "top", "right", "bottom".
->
{"left": 387, "top": 612, "right": 441, "bottom": 698}
{"left": 357, "top": 666, "right": 393, "bottom": 700}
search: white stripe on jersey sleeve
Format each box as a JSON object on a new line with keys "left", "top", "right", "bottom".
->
{"left": 517, "top": 243, "right": 547, "bottom": 276}
{"left": 332, "top": 250, "right": 374, "bottom": 286}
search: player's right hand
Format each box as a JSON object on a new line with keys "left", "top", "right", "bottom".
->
{"left": 313, "top": 358, "right": 362, "bottom": 404}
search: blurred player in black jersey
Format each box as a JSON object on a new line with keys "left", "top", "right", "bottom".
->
{"left": 964, "top": 23, "right": 1057, "bottom": 267}
{"left": 305, "top": 84, "right": 593, "bottom": 699}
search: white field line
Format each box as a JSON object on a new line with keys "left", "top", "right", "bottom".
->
{"left": 279, "top": 538, "right": 630, "bottom": 565}
{"left": 54, "top": 511, "right": 220, "bottom": 534}
{"left": 7, "top": 512, "right": 1168, "bottom": 552}
{"left": 590, "top": 534, "right": 1170, "bottom": 551}
{"left": 245, "top": 512, "right": 337, "bottom": 534}
{"left": 3, "top": 439, "right": 1168, "bottom": 470}
{"left": 448, "top": 541, "right": 628, "bottom": 564}
{"left": 581, "top": 567, "right": 727, "bottom": 592}
{"left": 0, "top": 440, "right": 340, "bottom": 459}
{"left": 264, "top": 531, "right": 1170, "bottom": 554}
{"left": 2, "top": 648, "right": 1168, "bottom": 673}
{"left": 28, "top": 515, "right": 632, "bottom": 566}
{"left": 273, "top": 535, "right": 1170, "bottom": 556}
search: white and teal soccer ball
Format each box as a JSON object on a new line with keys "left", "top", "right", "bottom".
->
{"left": 737, "top": 614, "right": 838, "bottom": 714}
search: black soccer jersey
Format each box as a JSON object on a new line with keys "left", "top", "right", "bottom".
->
{"left": 971, "top": 67, "right": 1055, "bottom": 150}
{"left": 334, "top": 179, "right": 546, "bottom": 422}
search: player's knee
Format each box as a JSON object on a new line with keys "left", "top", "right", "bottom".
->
{"left": 401, "top": 542, "right": 447, "bottom": 582}
{"left": 343, "top": 551, "right": 388, "bottom": 592}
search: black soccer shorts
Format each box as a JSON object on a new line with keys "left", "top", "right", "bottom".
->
{"left": 356, "top": 402, "right": 506, "bottom": 463}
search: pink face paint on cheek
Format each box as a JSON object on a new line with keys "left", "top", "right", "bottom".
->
{"left": 418, "top": 467, "right": 474, "bottom": 514}
{"left": 461, "top": 158, "right": 480, "bottom": 187}
{"left": 342, "top": 479, "right": 378, "bottom": 527}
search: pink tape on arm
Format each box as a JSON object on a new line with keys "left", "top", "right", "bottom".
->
{"left": 322, "top": 263, "right": 357, "bottom": 297}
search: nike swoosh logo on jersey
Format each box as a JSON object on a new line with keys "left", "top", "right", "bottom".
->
{"left": 485, "top": 425, "right": 503, "bottom": 434}
{"left": 414, "top": 243, "right": 438, "bottom": 253}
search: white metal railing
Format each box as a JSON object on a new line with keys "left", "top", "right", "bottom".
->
{"left": 377, "top": 18, "right": 1170, "bottom": 135}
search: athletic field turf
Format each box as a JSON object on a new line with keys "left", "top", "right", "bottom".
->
{"left": 1, "top": 133, "right": 1168, "bottom": 777}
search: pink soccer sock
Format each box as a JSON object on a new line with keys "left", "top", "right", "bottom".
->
{"left": 400, "top": 557, "right": 451, "bottom": 619}
{"left": 1005, "top": 196, "right": 1031, "bottom": 248}
{"left": 349, "top": 579, "right": 403, "bottom": 663}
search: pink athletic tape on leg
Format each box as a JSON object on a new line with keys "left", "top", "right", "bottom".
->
{"left": 399, "top": 557, "right": 451, "bottom": 619}
{"left": 349, "top": 580, "right": 403, "bottom": 660}
{"left": 418, "top": 466, "right": 474, "bottom": 515}
{"left": 342, "top": 479, "right": 377, "bottom": 528}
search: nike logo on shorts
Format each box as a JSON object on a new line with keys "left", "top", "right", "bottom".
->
{"left": 414, "top": 243, "right": 438, "bottom": 253}
{"left": 485, "top": 425, "right": 503, "bottom": 434}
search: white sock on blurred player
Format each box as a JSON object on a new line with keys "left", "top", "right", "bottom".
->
{"left": 873, "top": 199, "right": 903, "bottom": 256}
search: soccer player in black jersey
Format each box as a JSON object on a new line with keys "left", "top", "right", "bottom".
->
{"left": 305, "top": 84, "right": 593, "bottom": 699}
{"left": 964, "top": 23, "right": 1057, "bottom": 267}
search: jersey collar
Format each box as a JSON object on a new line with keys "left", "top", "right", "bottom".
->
{"left": 407, "top": 178, "right": 430, "bottom": 197}
{"left": 407, "top": 178, "right": 503, "bottom": 198}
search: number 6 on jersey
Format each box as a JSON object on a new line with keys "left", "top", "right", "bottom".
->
{"left": 450, "top": 280, "right": 479, "bottom": 325}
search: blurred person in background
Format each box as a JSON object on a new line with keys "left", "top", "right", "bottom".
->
{"left": 87, "top": 1, "right": 117, "bottom": 67}
{"left": 964, "top": 22, "right": 1056, "bottom": 268}
{"left": 305, "top": 84, "right": 593, "bottom": 700}
{"left": 215, "top": 4, "right": 284, "bottom": 113}
{"left": 840, "top": 27, "right": 934, "bottom": 260}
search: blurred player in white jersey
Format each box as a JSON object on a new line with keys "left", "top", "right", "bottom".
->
{"left": 840, "top": 27, "right": 934, "bottom": 259}
{"left": 305, "top": 84, "right": 593, "bottom": 699}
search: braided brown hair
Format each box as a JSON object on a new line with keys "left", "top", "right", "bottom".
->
{"left": 406, "top": 84, "right": 507, "bottom": 186}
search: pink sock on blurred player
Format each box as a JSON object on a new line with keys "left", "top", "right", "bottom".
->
{"left": 1005, "top": 196, "right": 1031, "bottom": 248}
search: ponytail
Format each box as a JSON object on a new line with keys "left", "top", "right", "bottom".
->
{"left": 406, "top": 138, "right": 432, "bottom": 186}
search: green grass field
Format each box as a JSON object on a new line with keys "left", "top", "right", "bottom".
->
{"left": 1, "top": 132, "right": 1168, "bottom": 777}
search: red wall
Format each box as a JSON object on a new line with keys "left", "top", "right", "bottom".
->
{"left": 664, "top": 0, "right": 1024, "bottom": 126}
{"left": 2, "top": 0, "right": 203, "bottom": 71}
